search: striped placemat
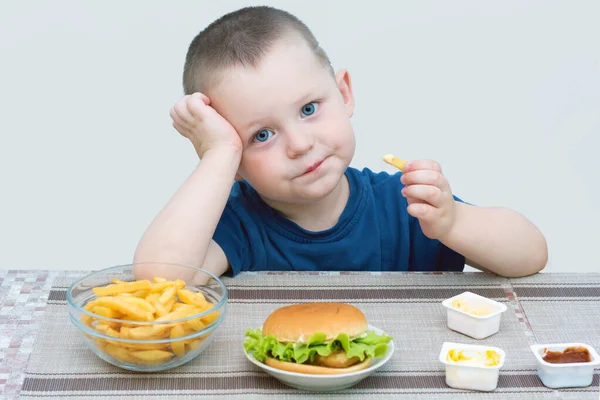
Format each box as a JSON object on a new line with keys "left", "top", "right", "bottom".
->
{"left": 19, "top": 271, "right": 600, "bottom": 399}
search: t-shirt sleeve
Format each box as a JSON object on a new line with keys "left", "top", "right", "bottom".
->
{"left": 212, "top": 204, "right": 249, "bottom": 277}
{"left": 212, "top": 201, "right": 267, "bottom": 277}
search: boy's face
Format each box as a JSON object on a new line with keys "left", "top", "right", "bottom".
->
{"left": 207, "top": 35, "right": 356, "bottom": 205}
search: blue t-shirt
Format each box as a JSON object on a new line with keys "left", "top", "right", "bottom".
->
{"left": 213, "top": 167, "right": 465, "bottom": 276}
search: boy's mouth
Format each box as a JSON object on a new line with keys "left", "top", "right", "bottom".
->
{"left": 302, "top": 158, "right": 326, "bottom": 175}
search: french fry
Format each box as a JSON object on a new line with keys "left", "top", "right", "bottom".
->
{"left": 95, "top": 327, "right": 122, "bottom": 346}
{"left": 104, "top": 327, "right": 120, "bottom": 339}
{"left": 123, "top": 342, "right": 171, "bottom": 351}
{"left": 171, "top": 303, "right": 196, "bottom": 311}
{"left": 131, "top": 289, "right": 149, "bottom": 298}
{"left": 177, "top": 289, "right": 209, "bottom": 308}
{"left": 153, "top": 298, "right": 175, "bottom": 317}
{"left": 156, "top": 306, "right": 203, "bottom": 322}
{"left": 95, "top": 319, "right": 120, "bottom": 330}
{"left": 92, "top": 280, "right": 152, "bottom": 296}
{"left": 382, "top": 154, "right": 407, "bottom": 172}
{"left": 185, "top": 317, "right": 206, "bottom": 331}
{"left": 91, "top": 297, "right": 153, "bottom": 321}
{"left": 92, "top": 306, "right": 122, "bottom": 319}
{"left": 127, "top": 324, "right": 171, "bottom": 340}
{"left": 104, "top": 343, "right": 138, "bottom": 363}
{"left": 130, "top": 350, "right": 173, "bottom": 363}
{"left": 159, "top": 286, "right": 177, "bottom": 304}
{"left": 186, "top": 339, "right": 204, "bottom": 351}
{"left": 200, "top": 309, "right": 220, "bottom": 325}
{"left": 94, "top": 322, "right": 110, "bottom": 333}
{"left": 115, "top": 296, "right": 156, "bottom": 314}
{"left": 173, "top": 279, "right": 186, "bottom": 290}
{"left": 144, "top": 293, "right": 160, "bottom": 303}
{"left": 170, "top": 324, "right": 188, "bottom": 357}
{"left": 81, "top": 314, "right": 94, "bottom": 328}
{"left": 120, "top": 326, "right": 131, "bottom": 339}
{"left": 149, "top": 281, "right": 173, "bottom": 293}
{"left": 195, "top": 291, "right": 208, "bottom": 303}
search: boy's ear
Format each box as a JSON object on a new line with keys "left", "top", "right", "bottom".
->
{"left": 335, "top": 69, "right": 354, "bottom": 117}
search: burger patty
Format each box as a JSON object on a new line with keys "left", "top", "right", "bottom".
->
{"left": 312, "top": 350, "right": 361, "bottom": 368}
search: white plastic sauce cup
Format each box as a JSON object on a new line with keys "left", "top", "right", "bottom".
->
{"left": 530, "top": 343, "right": 600, "bottom": 389}
{"left": 442, "top": 291, "right": 507, "bottom": 339}
{"left": 439, "top": 341, "right": 506, "bottom": 392}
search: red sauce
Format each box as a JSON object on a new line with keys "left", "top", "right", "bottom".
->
{"left": 542, "top": 346, "right": 592, "bottom": 364}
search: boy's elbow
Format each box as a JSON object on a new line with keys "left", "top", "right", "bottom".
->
{"left": 131, "top": 244, "right": 178, "bottom": 280}
{"left": 532, "top": 230, "right": 548, "bottom": 272}
{"left": 517, "top": 234, "right": 548, "bottom": 277}
{"left": 532, "top": 237, "right": 549, "bottom": 274}
{"left": 131, "top": 247, "right": 155, "bottom": 280}
{"left": 132, "top": 244, "right": 151, "bottom": 266}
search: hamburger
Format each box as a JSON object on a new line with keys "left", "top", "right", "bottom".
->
{"left": 244, "top": 302, "right": 393, "bottom": 374}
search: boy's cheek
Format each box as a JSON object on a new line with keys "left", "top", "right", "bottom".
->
{"left": 238, "top": 155, "right": 278, "bottom": 181}
{"left": 321, "top": 116, "right": 353, "bottom": 141}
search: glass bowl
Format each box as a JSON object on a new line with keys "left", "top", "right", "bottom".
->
{"left": 67, "top": 262, "right": 228, "bottom": 372}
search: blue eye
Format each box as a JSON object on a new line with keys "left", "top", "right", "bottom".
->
{"left": 254, "top": 129, "right": 273, "bottom": 143}
{"left": 301, "top": 102, "right": 317, "bottom": 117}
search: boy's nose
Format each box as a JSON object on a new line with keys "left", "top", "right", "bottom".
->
{"left": 286, "top": 128, "right": 314, "bottom": 158}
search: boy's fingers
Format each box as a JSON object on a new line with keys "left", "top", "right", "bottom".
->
{"left": 404, "top": 159, "right": 442, "bottom": 173}
{"left": 169, "top": 107, "right": 179, "bottom": 123}
{"left": 406, "top": 197, "right": 426, "bottom": 207}
{"left": 401, "top": 170, "right": 449, "bottom": 191}
{"left": 407, "top": 203, "right": 435, "bottom": 221}
{"left": 192, "top": 92, "right": 211, "bottom": 105}
{"left": 186, "top": 95, "right": 212, "bottom": 121}
{"left": 402, "top": 184, "right": 444, "bottom": 208}
{"left": 172, "top": 121, "right": 188, "bottom": 137}
{"left": 173, "top": 99, "right": 195, "bottom": 123}
{"left": 172, "top": 93, "right": 212, "bottom": 126}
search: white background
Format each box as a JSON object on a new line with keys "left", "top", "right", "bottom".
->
{"left": 1, "top": 0, "right": 598, "bottom": 273}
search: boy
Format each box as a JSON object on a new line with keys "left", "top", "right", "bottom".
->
{"left": 133, "top": 6, "right": 548, "bottom": 281}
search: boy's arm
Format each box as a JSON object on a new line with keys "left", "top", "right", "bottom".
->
{"left": 441, "top": 202, "right": 548, "bottom": 277}
{"left": 133, "top": 148, "right": 239, "bottom": 281}
{"left": 400, "top": 160, "right": 548, "bottom": 278}
{"left": 133, "top": 93, "right": 242, "bottom": 282}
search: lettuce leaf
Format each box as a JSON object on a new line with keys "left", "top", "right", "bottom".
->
{"left": 244, "top": 328, "right": 393, "bottom": 364}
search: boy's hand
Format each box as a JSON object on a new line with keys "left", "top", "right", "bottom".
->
{"left": 400, "top": 160, "right": 456, "bottom": 240}
{"left": 170, "top": 93, "right": 242, "bottom": 158}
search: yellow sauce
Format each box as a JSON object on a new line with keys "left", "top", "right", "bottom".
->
{"left": 447, "top": 348, "right": 501, "bottom": 367}
{"left": 451, "top": 298, "right": 492, "bottom": 316}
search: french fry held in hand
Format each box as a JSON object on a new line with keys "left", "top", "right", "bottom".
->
{"left": 382, "top": 154, "right": 407, "bottom": 172}
{"left": 81, "top": 276, "right": 219, "bottom": 364}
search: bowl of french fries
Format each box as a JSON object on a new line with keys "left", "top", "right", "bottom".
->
{"left": 67, "top": 263, "right": 228, "bottom": 372}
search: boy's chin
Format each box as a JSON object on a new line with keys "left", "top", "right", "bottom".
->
{"left": 291, "top": 173, "right": 347, "bottom": 202}
{"left": 257, "top": 177, "right": 343, "bottom": 206}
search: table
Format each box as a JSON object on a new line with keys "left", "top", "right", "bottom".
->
{"left": 1, "top": 270, "right": 599, "bottom": 399}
